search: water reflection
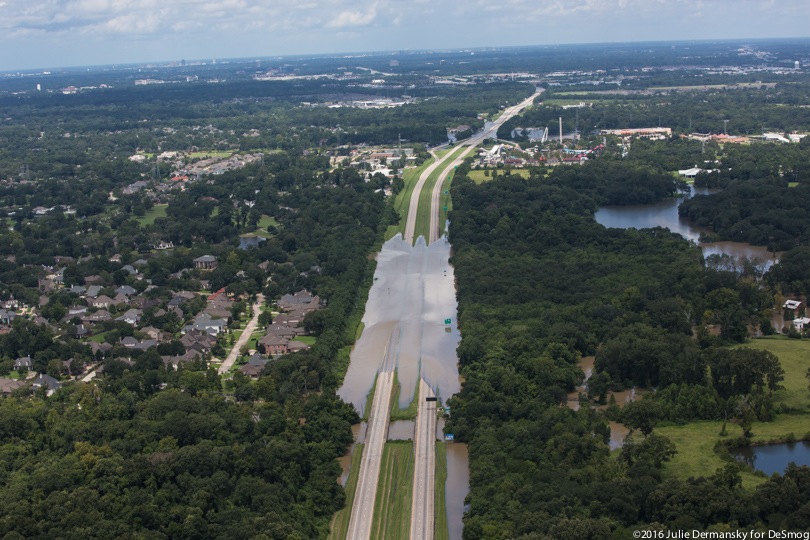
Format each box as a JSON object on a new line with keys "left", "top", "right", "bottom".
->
{"left": 445, "top": 443, "right": 470, "bottom": 540}
{"left": 337, "top": 234, "right": 461, "bottom": 413}
{"left": 595, "top": 187, "right": 780, "bottom": 270}
{"left": 388, "top": 420, "right": 415, "bottom": 441}
{"left": 734, "top": 441, "right": 810, "bottom": 476}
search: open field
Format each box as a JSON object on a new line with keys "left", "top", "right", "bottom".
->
{"left": 256, "top": 214, "right": 280, "bottom": 229}
{"left": 136, "top": 204, "right": 168, "bottom": 226}
{"left": 189, "top": 151, "right": 233, "bottom": 159}
{"left": 736, "top": 336, "right": 810, "bottom": 412}
{"left": 371, "top": 442, "right": 414, "bottom": 540}
{"left": 385, "top": 157, "right": 436, "bottom": 240}
{"left": 412, "top": 145, "right": 471, "bottom": 241}
{"left": 657, "top": 414, "right": 810, "bottom": 490}
{"left": 466, "top": 168, "right": 530, "bottom": 184}
{"left": 656, "top": 336, "right": 810, "bottom": 488}
{"left": 434, "top": 443, "right": 449, "bottom": 540}
{"left": 328, "top": 445, "right": 364, "bottom": 540}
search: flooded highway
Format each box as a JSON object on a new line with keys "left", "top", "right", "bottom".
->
{"left": 337, "top": 235, "right": 461, "bottom": 414}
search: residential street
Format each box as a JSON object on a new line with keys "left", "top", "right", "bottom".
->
{"left": 217, "top": 293, "right": 264, "bottom": 375}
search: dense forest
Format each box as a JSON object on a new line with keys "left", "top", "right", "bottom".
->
{"left": 445, "top": 167, "right": 809, "bottom": 538}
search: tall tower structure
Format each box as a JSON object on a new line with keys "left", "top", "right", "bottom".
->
{"left": 559, "top": 117, "right": 563, "bottom": 145}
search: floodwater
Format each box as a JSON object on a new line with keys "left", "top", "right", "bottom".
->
{"left": 337, "top": 423, "right": 367, "bottom": 486}
{"left": 567, "top": 356, "right": 635, "bottom": 449}
{"left": 608, "top": 422, "right": 631, "bottom": 450}
{"left": 595, "top": 186, "right": 780, "bottom": 270}
{"left": 337, "top": 234, "right": 461, "bottom": 415}
{"left": 337, "top": 232, "right": 467, "bottom": 535}
{"left": 734, "top": 441, "right": 810, "bottom": 476}
{"left": 388, "top": 420, "right": 415, "bottom": 441}
{"left": 445, "top": 443, "right": 470, "bottom": 540}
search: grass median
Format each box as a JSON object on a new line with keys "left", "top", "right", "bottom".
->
{"left": 371, "top": 441, "right": 414, "bottom": 540}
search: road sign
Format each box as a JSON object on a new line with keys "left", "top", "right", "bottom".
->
{"left": 444, "top": 318, "right": 451, "bottom": 325}
{"left": 445, "top": 434, "right": 454, "bottom": 441}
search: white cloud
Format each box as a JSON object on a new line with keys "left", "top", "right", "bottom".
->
{"left": 326, "top": 2, "right": 379, "bottom": 29}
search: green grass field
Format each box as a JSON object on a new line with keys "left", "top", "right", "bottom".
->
{"left": 385, "top": 157, "right": 436, "bottom": 240}
{"left": 466, "top": 168, "right": 530, "bottom": 184}
{"left": 736, "top": 336, "right": 810, "bottom": 412}
{"left": 363, "top": 373, "right": 378, "bottom": 422}
{"left": 434, "top": 443, "right": 449, "bottom": 540}
{"left": 256, "top": 214, "right": 280, "bottom": 229}
{"left": 136, "top": 204, "right": 168, "bottom": 226}
{"left": 294, "top": 335, "right": 318, "bottom": 346}
{"left": 189, "top": 151, "right": 233, "bottom": 159}
{"left": 657, "top": 414, "right": 810, "bottom": 490}
{"left": 371, "top": 442, "right": 414, "bottom": 540}
{"left": 390, "top": 370, "right": 418, "bottom": 421}
{"left": 657, "top": 336, "right": 810, "bottom": 488}
{"left": 328, "top": 444, "right": 364, "bottom": 540}
{"left": 412, "top": 145, "right": 473, "bottom": 241}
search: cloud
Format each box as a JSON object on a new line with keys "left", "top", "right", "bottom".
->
{"left": 326, "top": 2, "right": 379, "bottom": 29}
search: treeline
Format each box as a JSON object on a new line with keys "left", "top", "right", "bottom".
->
{"left": 445, "top": 172, "right": 808, "bottom": 537}
{"left": 679, "top": 181, "right": 810, "bottom": 251}
{"left": 498, "top": 83, "right": 810, "bottom": 140}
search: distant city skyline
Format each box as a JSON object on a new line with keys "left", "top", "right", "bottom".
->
{"left": 1, "top": 0, "right": 809, "bottom": 71}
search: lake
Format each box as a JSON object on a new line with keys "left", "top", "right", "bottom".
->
{"left": 734, "top": 441, "right": 810, "bottom": 476}
{"left": 595, "top": 187, "right": 780, "bottom": 270}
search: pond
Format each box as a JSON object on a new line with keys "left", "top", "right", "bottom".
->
{"left": 595, "top": 187, "right": 780, "bottom": 270}
{"left": 734, "top": 441, "right": 810, "bottom": 476}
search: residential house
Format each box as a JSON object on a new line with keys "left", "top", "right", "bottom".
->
{"left": 13, "top": 356, "right": 33, "bottom": 371}
{"left": 0, "top": 378, "right": 25, "bottom": 396}
{"left": 183, "top": 313, "right": 227, "bottom": 336}
{"left": 89, "top": 295, "right": 114, "bottom": 309}
{"left": 32, "top": 374, "right": 62, "bottom": 396}
{"left": 239, "top": 353, "right": 270, "bottom": 379}
{"left": 84, "top": 285, "right": 103, "bottom": 298}
{"left": 784, "top": 299, "right": 804, "bottom": 315}
{"left": 116, "top": 285, "right": 137, "bottom": 297}
{"left": 0, "top": 309, "right": 16, "bottom": 325}
{"left": 116, "top": 308, "right": 143, "bottom": 325}
{"left": 260, "top": 335, "right": 290, "bottom": 356}
{"left": 83, "top": 309, "right": 112, "bottom": 323}
{"left": 793, "top": 317, "right": 810, "bottom": 331}
{"left": 194, "top": 255, "right": 218, "bottom": 270}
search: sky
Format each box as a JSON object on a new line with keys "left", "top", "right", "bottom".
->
{"left": 1, "top": 0, "right": 809, "bottom": 71}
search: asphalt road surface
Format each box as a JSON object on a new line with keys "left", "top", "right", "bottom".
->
{"left": 345, "top": 327, "right": 399, "bottom": 540}
{"left": 410, "top": 379, "right": 437, "bottom": 540}
{"left": 217, "top": 293, "right": 264, "bottom": 375}
{"left": 341, "top": 88, "right": 540, "bottom": 539}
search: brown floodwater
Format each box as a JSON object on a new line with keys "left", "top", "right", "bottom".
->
{"left": 567, "top": 356, "right": 638, "bottom": 448}
{"left": 609, "top": 422, "right": 631, "bottom": 450}
{"left": 595, "top": 186, "right": 780, "bottom": 270}
{"left": 388, "top": 420, "right": 415, "bottom": 441}
{"left": 337, "top": 235, "right": 462, "bottom": 414}
{"left": 337, "top": 233, "right": 468, "bottom": 535}
{"left": 445, "top": 443, "right": 470, "bottom": 540}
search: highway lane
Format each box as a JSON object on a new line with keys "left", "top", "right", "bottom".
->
{"left": 340, "top": 88, "right": 540, "bottom": 539}
{"left": 345, "top": 326, "right": 399, "bottom": 540}
{"left": 427, "top": 89, "right": 541, "bottom": 244}
{"left": 410, "top": 378, "right": 437, "bottom": 540}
